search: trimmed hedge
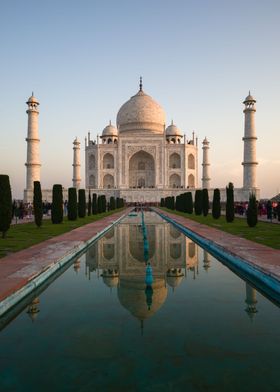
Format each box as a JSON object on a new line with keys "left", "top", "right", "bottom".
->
{"left": 212, "top": 188, "right": 221, "bottom": 219}
{"left": 247, "top": 193, "right": 258, "bottom": 227}
{"left": 194, "top": 190, "right": 203, "bottom": 215}
{"left": 78, "top": 189, "right": 86, "bottom": 218}
{"left": 68, "top": 188, "right": 77, "bottom": 221}
{"left": 33, "top": 181, "right": 43, "bottom": 228}
{"left": 226, "top": 182, "right": 234, "bottom": 222}
{"left": 92, "top": 193, "right": 97, "bottom": 214}
{"left": 0, "top": 174, "right": 12, "bottom": 238}
{"left": 88, "top": 191, "right": 92, "bottom": 216}
{"left": 202, "top": 188, "right": 209, "bottom": 217}
{"left": 51, "top": 184, "right": 63, "bottom": 224}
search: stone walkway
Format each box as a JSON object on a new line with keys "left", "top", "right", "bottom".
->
{"left": 156, "top": 209, "right": 280, "bottom": 282}
{"left": 0, "top": 209, "right": 128, "bottom": 311}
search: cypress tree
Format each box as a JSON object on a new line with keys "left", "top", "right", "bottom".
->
{"left": 175, "top": 195, "right": 180, "bottom": 211}
{"left": 0, "top": 174, "right": 12, "bottom": 238}
{"left": 170, "top": 196, "right": 175, "bottom": 210}
{"left": 266, "top": 200, "right": 272, "bottom": 220}
{"left": 202, "top": 188, "right": 209, "bottom": 217}
{"left": 186, "top": 192, "right": 193, "bottom": 214}
{"left": 51, "top": 184, "right": 63, "bottom": 224}
{"left": 110, "top": 196, "right": 115, "bottom": 210}
{"left": 33, "top": 181, "right": 43, "bottom": 228}
{"left": 68, "top": 187, "right": 77, "bottom": 220}
{"left": 277, "top": 203, "right": 280, "bottom": 222}
{"left": 247, "top": 193, "right": 258, "bottom": 227}
{"left": 88, "top": 191, "right": 92, "bottom": 216}
{"left": 212, "top": 188, "right": 221, "bottom": 219}
{"left": 97, "top": 195, "right": 103, "bottom": 213}
{"left": 116, "top": 197, "right": 120, "bottom": 209}
{"left": 92, "top": 193, "right": 97, "bottom": 214}
{"left": 78, "top": 189, "right": 86, "bottom": 218}
{"left": 101, "top": 195, "right": 106, "bottom": 212}
{"left": 160, "top": 198, "right": 165, "bottom": 207}
{"left": 226, "top": 182, "right": 235, "bottom": 222}
{"left": 194, "top": 190, "right": 203, "bottom": 215}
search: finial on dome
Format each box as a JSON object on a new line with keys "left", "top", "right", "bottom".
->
{"left": 32, "top": 91, "right": 34, "bottom": 96}
{"left": 139, "top": 76, "right": 143, "bottom": 91}
{"left": 171, "top": 119, "right": 174, "bottom": 125}
{"left": 109, "top": 120, "right": 111, "bottom": 125}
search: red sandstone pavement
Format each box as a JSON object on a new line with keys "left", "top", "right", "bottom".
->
{"left": 156, "top": 209, "right": 280, "bottom": 282}
{"left": 0, "top": 209, "right": 128, "bottom": 304}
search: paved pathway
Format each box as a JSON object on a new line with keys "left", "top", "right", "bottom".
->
{"left": 156, "top": 209, "right": 280, "bottom": 282}
{"left": 0, "top": 209, "right": 128, "bottom": 306}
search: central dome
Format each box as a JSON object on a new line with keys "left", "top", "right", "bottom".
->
{"left": 116, "top": 87, "right": 166, "bottom": 134}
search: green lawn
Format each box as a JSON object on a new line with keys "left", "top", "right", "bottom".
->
{"left": 160, "top": 208, "right": 280, "bottom": 250}
{"left": 0, "top": 209, "right": 125, "bottom": 258}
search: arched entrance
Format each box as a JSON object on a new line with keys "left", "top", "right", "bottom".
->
{"left": 129, "top": 150, "right": 155, "bottom": 188}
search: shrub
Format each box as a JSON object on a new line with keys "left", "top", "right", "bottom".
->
{"left": 110, "top": 196, "right": 115, "bottom": 210}
{"left": 247, "top": 193, "right": 258, "bottom": 227}
{"left": 0, "top": 174, "right": 12, "bottom": 238}
{"left": 88, "top": 191, "right": 91, "bottom": 216}
{"left": 78, "top": 189, "right": 86, "bottom": 218}
{"left": 277, "top": 203, "right": 280, "bottom": 222}
{"left": 175, "top": 194, "right": 181, "bottom": 211}
{"left": 68, "top": 188, "right": 77, "bottom": 220}
{"left": 51, "top": 184, "right": 63, "bottom": 224}
{"left": 202, "top": 188, "right": 209, "bottom": 216}
{"left": 101, "top": 195, "right": 107, "bottom": 212}
{"left": 266, "top": 200, "right": 272, "bottom": 220}
{"left": 226, "top": 182, "right": 234, "bottom": 222}
{"left": 92, "top": 193, "right": 97, "bottom": 214}
{"left": 194, "top": 190, "right": 203, "bottom": 215}
{"left": 186, "top": 192, "right": 193, "bottom": 214}
{"left": 212, "top": 188, "right": 221, "bottom": 219}
{"left": 97, "top": 195, "right": 103, "bottom": 213}
{"left": 33, "top": 181, "right": 43, "bottom": 228}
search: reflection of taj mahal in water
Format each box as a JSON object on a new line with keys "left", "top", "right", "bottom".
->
{"left": 81, "top": 213, "right": 258, "bottom": 324}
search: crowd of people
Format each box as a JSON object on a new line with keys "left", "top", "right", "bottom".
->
{"left": 12, "top": 200, "right": 53, "bottom": 221}
{"left": 235, "top": 200, "right": 280, "bottom": 220}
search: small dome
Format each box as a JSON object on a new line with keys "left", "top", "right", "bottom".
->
{"left": 243, "top": 91, "right": 256, "bottom": 103}
{"left": 166, "top": 275, "right": 183, "bottom": 289}
{"left": 102, "top": 122, "right": 118, "bottom": 137}
{"left": 165, "top": 121, "right": 183, "bottom": 137}
{"left": 103, "top": 276, "right": 119, "bottom": 288}
{"left": 116, "top": 88, "right": 166, "bottom": 134}
{"left": 26, "top": 93, "right": 39, "bottom": 105}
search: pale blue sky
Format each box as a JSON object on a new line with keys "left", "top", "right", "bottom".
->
{"left": 1, "top": 0, "right": 279, "bottom": 198}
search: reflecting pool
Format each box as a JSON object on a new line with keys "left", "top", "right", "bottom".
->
{"left": 0, "top": 211, "right": 280, "bottom": 391}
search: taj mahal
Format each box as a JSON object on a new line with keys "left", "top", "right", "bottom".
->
{"left": 23, "top": 78, "right": 260, "bottom": 203}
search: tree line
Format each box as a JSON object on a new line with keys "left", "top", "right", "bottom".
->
{"left": 0, "top": 175, "right": 124, "bottom": 238}
{"left": 160, "top": 183, "right": 263, "bottom": 228}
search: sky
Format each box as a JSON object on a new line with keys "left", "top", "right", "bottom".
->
{"left": 0, "top": 0, "right": 279, "bottom": 199}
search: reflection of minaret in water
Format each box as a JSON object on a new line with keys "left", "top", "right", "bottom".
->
{"left": 245, "top": 282, "right": 258, "bottom": 319}
{"left": 73, "top": 258, "right": 81, "bottom": 274}
{"left": 27, "top": 297, "right": 40, "bottom": 322}
{"left": 203, "top": 250, "right": 211, "bottom": 271}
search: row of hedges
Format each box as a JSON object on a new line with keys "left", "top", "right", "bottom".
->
{"left": 52, "top": 185, "right": 124, "bottom": 224}
{"left": 0, "top": 175, "right": 125, "bottom": 238}
{"left": 161, "top": 183, "right": 259, "bottom": 227}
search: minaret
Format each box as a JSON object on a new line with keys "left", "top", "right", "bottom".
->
{"left": 202, "top": 137, "right": 210, "bottom": 189}
{"left": 242, "top": 92, "right": 258, "bottom": 189}
{"left": 25, "top": 93, "right": 41, "bottom": 194}
{"left": 245, "top": 282, "right": 258, "bottom": 320}
{"left": 72, "top": 137, "right": 81, "bottom": 189}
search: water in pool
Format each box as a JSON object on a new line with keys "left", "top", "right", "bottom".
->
{"left": 0, "top": 211, "right": 279, "bottom": 391}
